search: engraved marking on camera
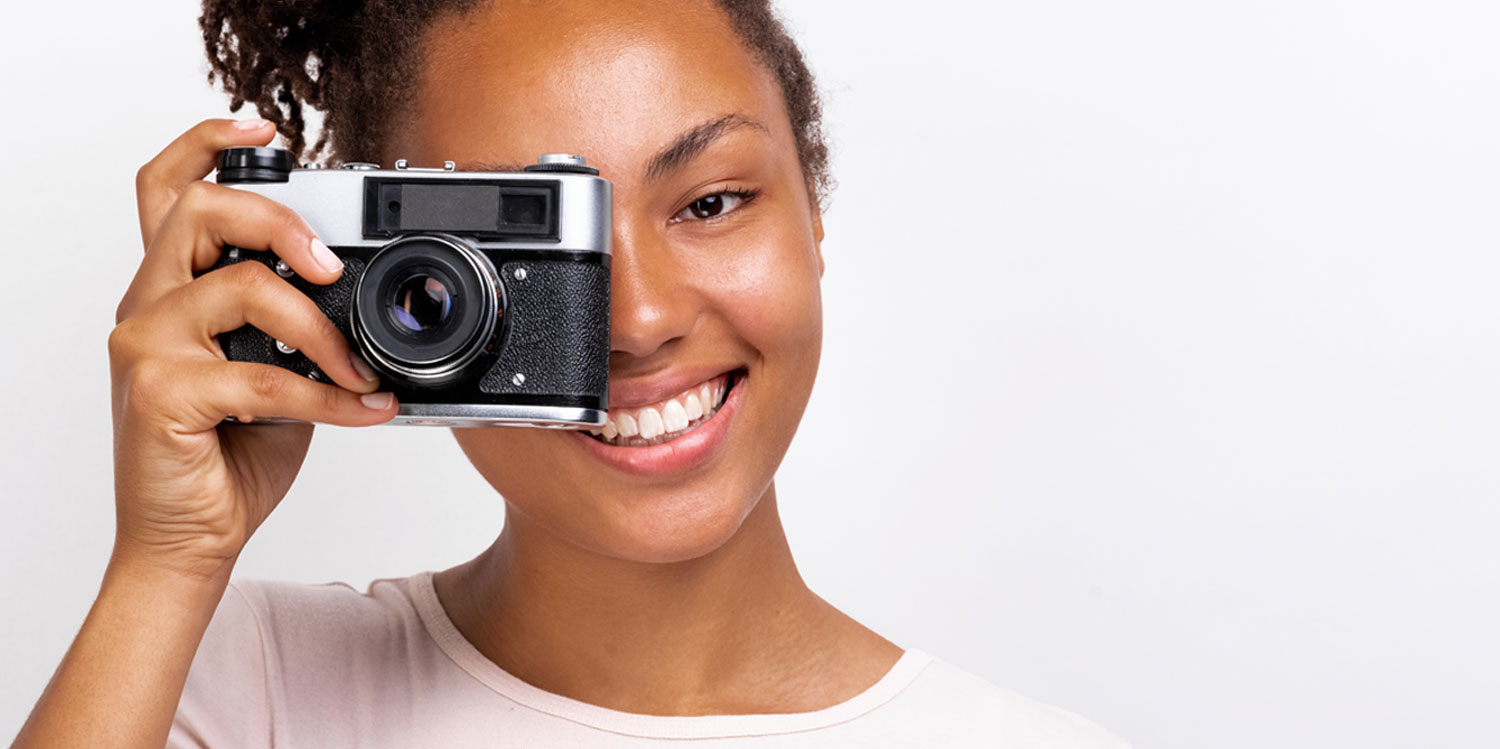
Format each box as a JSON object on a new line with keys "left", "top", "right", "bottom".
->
{"left": 275, "top": 340, "right": 297, "bottom": 355}
{"left": 274, "top": 259, "right": 295, "bottom": 278}
{"left": 512, "top": 373, "right": 527, "bottom": 386}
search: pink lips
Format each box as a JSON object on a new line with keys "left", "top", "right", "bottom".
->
{"left": 571, "top": 374, "right": 743, "bottom": 477}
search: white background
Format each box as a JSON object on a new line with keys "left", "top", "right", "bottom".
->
{"left": 2, "top": 1, "right": 1498, "bottom": 746}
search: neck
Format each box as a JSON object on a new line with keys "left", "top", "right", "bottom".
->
{"left": 433, "top": 483, "right": 900, "bottom": 715}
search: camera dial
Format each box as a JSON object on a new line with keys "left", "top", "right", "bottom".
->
{"left": 217, "top": 146, "right": 295, "bottom": 183}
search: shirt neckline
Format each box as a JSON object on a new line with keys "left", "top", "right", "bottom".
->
{"left": 404, "top": 570, "right": 933, "bottom": 739}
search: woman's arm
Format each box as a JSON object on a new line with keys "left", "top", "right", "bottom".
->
{"left": 12, "top": 119, "right": 396, "bottom": 748}
{"left": 13, "top": 557, "right": 230, "bottom": 748}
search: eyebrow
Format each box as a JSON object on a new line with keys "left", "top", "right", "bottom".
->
{"left": 644, "top": 114, "right": 769, "bottom": 181}
{"left": 460, "top": 113, "right": 769, "bottom": 178}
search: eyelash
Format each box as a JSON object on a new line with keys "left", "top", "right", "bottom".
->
{"left": 669, "top": 187, "right": 760, "bottom": 224}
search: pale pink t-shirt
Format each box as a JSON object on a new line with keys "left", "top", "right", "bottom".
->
{"left": 167, "top": 573, "right": 1129, "bottom": 747}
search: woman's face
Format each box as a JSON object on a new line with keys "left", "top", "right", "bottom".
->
{"left": 394, "top": 0, "right": 825, "bottom": 564}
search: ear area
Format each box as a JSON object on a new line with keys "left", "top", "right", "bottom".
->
{"left": 811, "top": 208, "right": 826, "bottom": 278}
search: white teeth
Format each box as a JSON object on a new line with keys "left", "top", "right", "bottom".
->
{"left": 589, "top": 374, "right": 736, "bottom": 446}
{"left": 638, "top": 408, "right": 665, "bottom": 440}
{"left": 617, "top": 413, "right": 639, "bottom": 438}
{"left": 662, "top": 399, "right": 689, "bottom": 432}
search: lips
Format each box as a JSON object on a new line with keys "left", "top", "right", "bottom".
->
{"left": 571, "top": 369, "right": 745, "bottom": 476}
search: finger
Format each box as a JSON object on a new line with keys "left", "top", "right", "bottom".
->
{"left": 144, "top": 261, "right": 380, "bottom": 394}
{"left": 180, "top": 360, "right": 396, "bottom": 433}
{"left": 136, "top": 118, "right": 277, "bottom": 249}
{"left": 118, "top": 181, "right": 341, "bottom": 322}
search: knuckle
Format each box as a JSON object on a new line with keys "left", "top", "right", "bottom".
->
{"left": 227, "top": 258, "right": 278, "bottom": 291}
{"left": 245, "top": 365, "right": 287, "bottom": 402}
{"left": 269, "top": 201, "right": 309, "bottom": 238}
{"left": 134, "top": 162, "right": 158, "bottom": 196}
{"left": 106, "top": 319, "right": 139, "bottom": 363}
{"left": 177, "top": 179, "right": 216, "bottom": 210}
{"left": 125, "top": 359, "right": 168, "bottom": 408}
{"left": 307, "top": 306, "right": 342, "bottom": 343}
{"left": 320, "top": 383, "right": 346, "bottom": 414}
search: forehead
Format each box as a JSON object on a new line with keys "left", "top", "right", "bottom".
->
{"left": 403, "top": 0, "right": 790, "bottom": 171}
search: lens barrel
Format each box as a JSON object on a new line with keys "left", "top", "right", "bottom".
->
{"left": 350, "top": 235, "right": 504, "bottom": 387}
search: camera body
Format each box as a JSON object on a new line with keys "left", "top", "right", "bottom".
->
{"left": 209, "top": 147, "right": 612, "bottom": 428}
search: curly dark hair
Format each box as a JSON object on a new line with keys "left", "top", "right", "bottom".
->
{"left": 199, "top": 0, "right": 831, "bottom": 207}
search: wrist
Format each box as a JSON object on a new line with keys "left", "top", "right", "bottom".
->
{"left": 107, "top": 535, "right": 239, "bottom": 592}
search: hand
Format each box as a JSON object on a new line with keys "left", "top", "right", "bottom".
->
{"left": 109, "top": 118, "right": 398, "bottom": 579}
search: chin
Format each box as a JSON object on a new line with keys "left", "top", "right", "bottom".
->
{"left": 587, "top": 484, "right": 765, "bottom": 564}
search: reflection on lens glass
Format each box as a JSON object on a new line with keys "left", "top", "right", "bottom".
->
{"left": 389, "top": 275, "right": 453, "bottom": 334}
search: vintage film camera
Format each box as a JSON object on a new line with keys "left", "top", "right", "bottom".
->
{"left": 208, "top": 147, "right": 612, "bottom": 428}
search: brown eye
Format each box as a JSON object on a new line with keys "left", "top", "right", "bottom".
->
{"left": 690, "top": 195, "right": 726, "bottom": 219}
{"left": 671, "top": 190, "right": 754, "bottom": 224}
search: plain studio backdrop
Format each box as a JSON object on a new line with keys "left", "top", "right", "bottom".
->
{"left": 2, "top": 1, "right": 1498, "bottom": 746}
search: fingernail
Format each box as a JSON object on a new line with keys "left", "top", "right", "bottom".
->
{"left": 361, "top": 392, "right": 394, "bottom": 410}
{"left": 233, "top": 118, "right": 269, "bottom": 130}
{"left": 350, "top": 352, "right": 379, "bottom": 383}
{"left": 310, "top": 238, "right": 343, "bottom": 274}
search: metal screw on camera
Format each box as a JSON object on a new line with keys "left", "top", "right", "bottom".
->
{"left": 512, "top": 373, "right": 526, "bottom": 386}
{"left": 275, "top": 259, "right": 295, "bottom": 278}
{"left": 513, "top": 267, "right": 527, "bottom": 281}
{"left": 275, "top": 340, "right": 297, "bottom": 355}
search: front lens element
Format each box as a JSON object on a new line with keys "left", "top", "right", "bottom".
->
{"left": 350, "top": 234, "right": 504, "bottom": 388}
{"left": 390, "top": 275, "right": 453, "bottom": 334}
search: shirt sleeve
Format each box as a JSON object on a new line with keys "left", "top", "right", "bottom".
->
{"left": 167, "top": 580, "right": 273, "bottom": 749}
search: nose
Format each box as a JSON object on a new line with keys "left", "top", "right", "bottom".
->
{"left": 608, "top": 218, "right": 697, "bottom": 362}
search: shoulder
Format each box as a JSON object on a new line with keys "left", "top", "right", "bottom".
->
{"left": 878, "top": 651, "right": 1131, "bottom": 748}
{"left": 170, "top": 574, "right": 434, "bottom": 748}
{"left": 228, "top": 574, "right": 420, "bottom": 633}
{"left": 225, "top": 574, "right": 432, "bottom": 667}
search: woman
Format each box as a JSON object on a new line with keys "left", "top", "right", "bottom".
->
{"left": 17, "top": 0, "right": 1128, "bottom": 746}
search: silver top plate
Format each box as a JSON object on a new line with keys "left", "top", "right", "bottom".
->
{"left": 225, "top": 165, "right": 612, "bottom": 254}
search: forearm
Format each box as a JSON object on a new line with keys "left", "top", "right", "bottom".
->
{"left": 13, "top": 553, "right": 232, "bottom": 749}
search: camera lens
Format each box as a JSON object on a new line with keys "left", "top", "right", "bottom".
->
{"left": 389, "top": 275, "right": 454, "bottom": 334}
{"left": 351, "top": 235, "right": 504, "bottom": 387}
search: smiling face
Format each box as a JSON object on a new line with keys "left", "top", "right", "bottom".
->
{"left": 392, "top": 0, "right": 825, "bottom": 564}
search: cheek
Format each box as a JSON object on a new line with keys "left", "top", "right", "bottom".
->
{"left": 708, "top": 218, "right": 824, "bottom": 361}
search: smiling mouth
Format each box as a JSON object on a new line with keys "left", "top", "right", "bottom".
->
{"left": 587, "top": 371, "right": 742, "bottom": 447}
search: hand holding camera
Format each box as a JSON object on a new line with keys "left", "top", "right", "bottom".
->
{"left": 109, "top": 119, "right": 399, "bottom": 578}
{"left": 109, "top": 119, "right": 613, "bottom": 579}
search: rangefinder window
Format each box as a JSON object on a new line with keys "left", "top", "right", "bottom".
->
{"left": 364, "top": 178, "right": 558, "bottom": 239}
